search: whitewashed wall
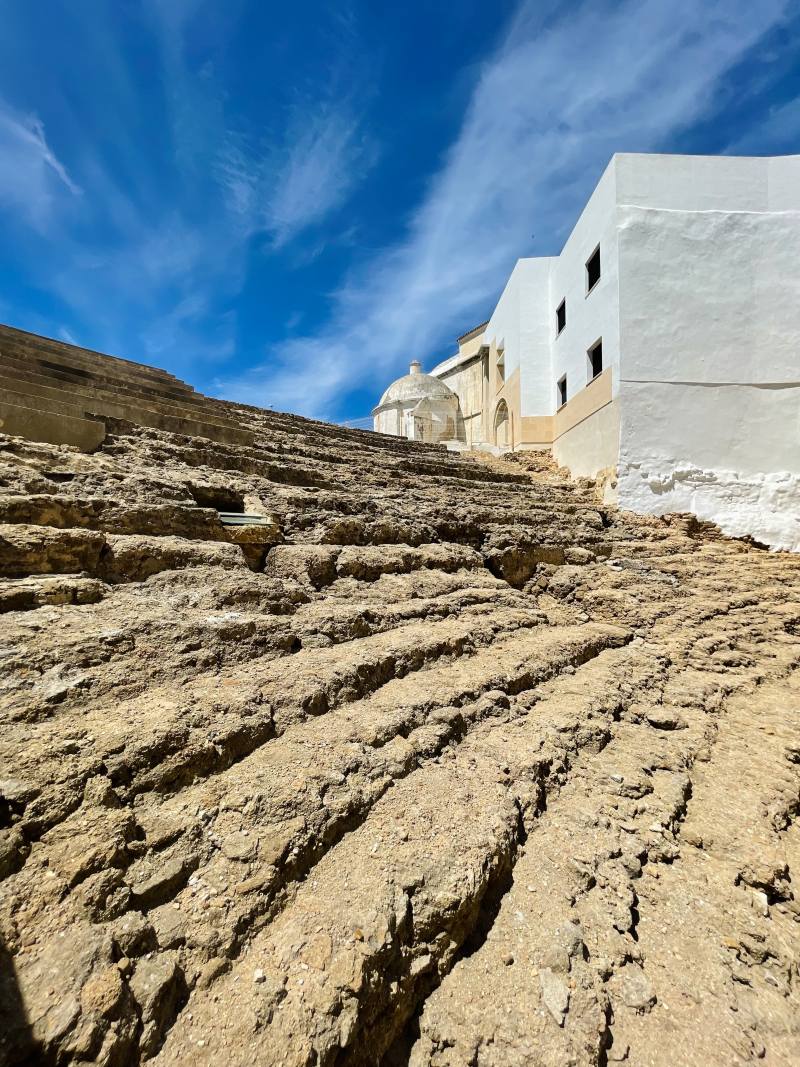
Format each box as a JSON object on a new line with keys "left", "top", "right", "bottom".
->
{"left": 421, "top": 152, "right": 800, "bottom": 548}
{"left": 483, "top": 258, "right": 554, "bottom": 418}
{"left": 549, "top": 159, "right": 621, "bottom": 410}
{"left": 374, "top": 405, "right": 401, "bottom": 436}
{"left": 615, "top": 155, "right": 800, "bottom": 551}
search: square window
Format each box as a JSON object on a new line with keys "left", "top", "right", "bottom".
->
{"left": 586, "top": 245, "right": 601, "bottom": 293}
{"left": 556, "top": 299, "right": 566, "bottom": 336}
{"left": 588, "top": 338, "right": 603, "bottom": 380}
{"left": 557, "top": 374, "right": 567, "bottom": 408}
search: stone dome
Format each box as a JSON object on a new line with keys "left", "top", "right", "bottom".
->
{"left": 378, "top": 361, "right": 456, "bottom": 406}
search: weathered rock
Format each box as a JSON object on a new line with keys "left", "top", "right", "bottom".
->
{"left": 0, "top": 523, "right": 106, "bottom": 577}
{"left": 129, "top": 952, "right": 186, "bottom": 1058}
{"left": 110, "top": 912, "right": 158, "bottom": 957}
{"left": 102, "top": 534, "right": 247, "bottom": 582}
{"left": 616, "top": 966, "right": 657, "bottom": 1013}
{"left": 0, "top": 394, "right": 799, "bottom": 1067}
{"left": 263, "top": 544, "right": 340, "bottom": 589}
{"left": 644, "top": 705, "right": 687, "bottom": 730}
{"left": 129, "top": 855, "right": 199, "bottom": 909}
{"left": 0, "top": 575, "right": 106, "bottom": 612}
{"left": 540, "top": 967, "right": 571, "bottom": 1025}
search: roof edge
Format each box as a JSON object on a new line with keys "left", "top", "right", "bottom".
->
{"left": 456, "top": 319, "right": 489, "bottom": 345}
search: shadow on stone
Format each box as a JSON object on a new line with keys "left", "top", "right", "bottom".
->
{"left": 0, "top": 936, "right": 45, "bottom": 1066}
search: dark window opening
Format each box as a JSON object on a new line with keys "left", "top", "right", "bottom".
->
{"left": 588, "top": 338, "right": 603, "bottom": 381}
{"left": 557, "top": 375, "right": 567, "bottom": 409}
{"left": 586, "top": 245, "right": 601, "bottom": 293}
{"left": 556, "top": 299, "right": 566, "bottom": 335}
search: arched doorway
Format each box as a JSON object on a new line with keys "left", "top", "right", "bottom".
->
{"left": 494, "top": 400, "right": 510, "bottom": 448}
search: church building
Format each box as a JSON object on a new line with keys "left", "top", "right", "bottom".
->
{"left": 373, "top": 153, "right": 800, "bottom": 551}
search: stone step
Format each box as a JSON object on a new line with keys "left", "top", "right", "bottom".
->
{"left": 0, "top": 575, "right": 107, "bottom": 613}
{"left": 407, "top": 651, "right": 800, "bottom": 1065}
{"left": 0, "top": 523, "right": 251, "bottom": 584}
{"left": 6, "top": 610, "right": 559, "bottom": 839}
{"left": 152, "top": 620, "right": 630, "bottom": 886}
{"left": 0, "top": 377, "right": 253, "bottom": 441}
{"left": 0, "top": 347, "right": 193, "bottom": 398}
{"left": 0, "top": 351, "right": 201, "bottom": 405}
{"left": 218, "top": 398, "right": 459, "bottom": 457}
{"left": 99, "top": 430, "right": 334, "bottom": 489}
{"left": 0, "top": 324, "right": 192, "bottom": 390}
{"left": 0, "top": 495, "right": 229, "bottom": 542}
{"left": 0, "top": 398, "right": 106, "bottom": 452}
{"left": 148, "top": 633, "right": 638, "bottom": 1066}
{"left": 0, "top": 569, "right": 525, "bottom": 717}
{"left": 0, "top": 384, "right": 255, "bottom": 451}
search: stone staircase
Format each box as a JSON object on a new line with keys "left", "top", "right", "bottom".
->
{"left": 1, "top": 327, "right": 800, "bottom": 1067}
{"left": 0, "top": 323, "right": 254, "bottom": 450}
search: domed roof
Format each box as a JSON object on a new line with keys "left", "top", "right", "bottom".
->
{"left": 379, "top": 361, "right": 456, "bottom": 406}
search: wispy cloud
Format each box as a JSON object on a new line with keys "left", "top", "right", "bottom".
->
{"left": 144, "top": 0, "right": 372, "bottom": 250}
{"left": 266, "top": 100, "right": 375, "bottom": 248}
{"left": 0, "top": 3, "right": 375, "bottom": 380}
{"left": 217, "top": 0, "right": 791, "bottom": 419}
{"left": 218, "top": 102, "right": 375, "bottom": 248}
{"left": 0, "top": 99, "right": 80, "bottom": 228}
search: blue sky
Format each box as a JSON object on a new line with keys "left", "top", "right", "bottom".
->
{"left": 1, "top": 1, "right": 799, "bottom": 423}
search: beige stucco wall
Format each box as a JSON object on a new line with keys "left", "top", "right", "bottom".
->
{"left": 457, "top": 332, "right": 486, "bottom": 361}
{"left": 431, "top": 343, "right": 612, "bottom": 453}
{"left": 553, "top": 367, "right": 612, "bottom": 438}
{"left": 517, "top": 367, "right": 612, "bottom": 452}
{"left": 499, "top": 365, "right": 618, "bottom": 473}
{"left": 438, "top": 355, "right": 487, "bottom": 446}
{"left": 520, "top": 416, "right": 553, "bottom": 447}
{"left": 552, "top": 398, "right": 620, "bottom": 481}
{"left": 491, "top": 357, "right": 521, "bottom": 449}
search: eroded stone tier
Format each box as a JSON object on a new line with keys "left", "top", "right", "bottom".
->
{"left": 0, "top": 340, "right": 799, "bottom": 1066}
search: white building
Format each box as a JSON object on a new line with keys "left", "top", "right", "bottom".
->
{"left": 375, "top": 153, "right": 800, "bottom": 551}
{"left": 372, "top": 360, "right": 460, "bottom": 443}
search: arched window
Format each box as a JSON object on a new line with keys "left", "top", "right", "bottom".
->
{"left": 494, "top": 400, "right": 510, "bottom": 447}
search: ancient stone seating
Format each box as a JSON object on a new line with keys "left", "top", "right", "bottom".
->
{"left": 0, "top": 345, "right": 799, "bottom": 1067}
{"left": 0, "top": 324, "right": 254, "bottom": 450}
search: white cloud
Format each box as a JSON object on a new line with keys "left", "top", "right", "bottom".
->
{"left": 217, "top": 99, "right": 376, "bottom": 248}
{"left": 144, "top": 0, "right": 372, "bottom": 249}
{"left": 266, "top": 105, "right": 375, "bottom": 248}
{"left": 19, "top": 2, "right": 373, "bottom": 381}
{"left": 0, "top": 100, "right": 80, "bottom": 228}
{"left": 216, "top": 0, "right": 791, "bottom": 419}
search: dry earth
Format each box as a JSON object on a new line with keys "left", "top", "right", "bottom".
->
{"left": 0, "top": 405, "right": 799, "bottom": 1066}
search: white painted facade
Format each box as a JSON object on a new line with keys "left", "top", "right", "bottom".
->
{"left": 613, "top": 156, "right": 800, "bottom": 551}
{"left": 375, "top": 153, "right": 800, "bottom": 551}
{"left": 372, "top": 360, "right": 460, "bottom": 444}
